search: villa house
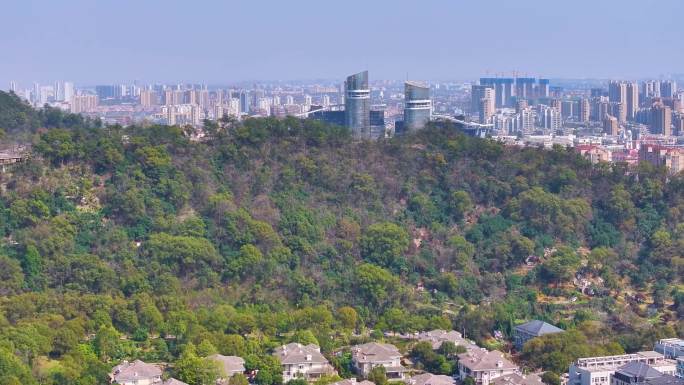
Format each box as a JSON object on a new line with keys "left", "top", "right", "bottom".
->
{"left": 457, "top": 350, "right": 519, "bottom": 385}
{"left": 273, "top": 343, "right": 336, "bottom": 382}
{"left": 110, "top": 360, "right": 163, "bottom": 385}
{"left": 208, "top": 354, "right": 246, "bottom": 384}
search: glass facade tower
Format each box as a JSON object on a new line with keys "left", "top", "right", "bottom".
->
{"left": 344, "top": 71, "right": 370, "bottom": 137}
{"left": 403, "top": 81, "right": 431, "bottom": 132}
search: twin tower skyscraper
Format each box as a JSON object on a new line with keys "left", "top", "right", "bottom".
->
{"left": 344, "top": 71, "right": 431, "bottom": 138}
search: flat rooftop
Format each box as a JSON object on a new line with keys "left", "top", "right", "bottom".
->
{"left": 657, "top": 339, "right": 684, "bottom": 347}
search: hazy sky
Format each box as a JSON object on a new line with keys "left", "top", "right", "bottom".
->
{"left": 2, "top": 0, "right": 683, "bottom": 86}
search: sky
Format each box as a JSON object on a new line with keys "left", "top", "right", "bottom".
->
{"left": 2, "top": 0, "right": 684, "bottom": 86}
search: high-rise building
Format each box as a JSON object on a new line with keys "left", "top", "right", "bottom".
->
{"left": 140, "top": 90, "right": 156, "bottom": 108}
{"left": 403, "top": 81, "right": 431, "bottom": 132}
{"left": 369, "top": 108, "right": 386, "bottom": 139}
{"left": 538, "top": 79, "right": 550, "bottom": 98}
{"left": 540, "top": 105, "right": 561, "bottom": 130}
{"left": 96, "top": 85, "right": 117, "bottom": 100}
{"left": 642, "top": 80, "right": 660, "bottom": 101}
{"left": 239, "top": 91, "right": 249, "bottom": 113}
{"left": 626, "top": 82, "right": 638, "bottom": 120}
{"left": 198, "top": 89, "right": 209, "bottom": 108}
{"left": 190, "top": 105, "right": 201, "bottom": 126}
{"left": 479, "top": 95, "right": 495, "bottom": 124}
{"left": 228, "top": 98, "right": 240, "bottom": 116}
{"left": 54, "top": 81, "right": 63, "bottom": 101}
{"left": 471, "top": 85, "right": 494, "bottom": 115}
{"left": 603, "top": 115, "right": 619, "bottom": 136}
{"left": 321, "top": 94, "right": 331, "bottom": 107}
{"left": 650, "top": 102, "right": 672, "bottom": 136}
{"left": 480, "top": 78, "right": 514, "bottom": 107}
{"left": 674, "top": 114, "right": 684, "bottom": 136}
{"left": 561, "top": 100, "right": 576, "bottom": 119}
{"left": 578, "top": 98, "right": 591, "bottom": 122}
{"left": 609, "top": 102, "right": 627, "bottom": 123}
{"left": 184, "top": 90, "right": 197, "bottom": 105}
{"left": 32, "top": 82, "right": 41, "bottom": 105}
{"left": 63, "top": 82, "right": 74, "bottom": 102}
{"left": 660, "top": 81, "right": 677, "bottom": 98}
{"left": 516, "top": 78, "right": 536, "bottom": 100}
{"left": 344, "top": 71, "right": 371, "bottom": 138}
{"left": 9, "top": 81, "right": 17, "bottom": 93}
{"left": 609, "top": 81, "right": 627, "bottom": 105}
{"left": 520, "top": 108, "right": 535, "bottom": 132}
{"left": 590, "top": 88, "right": 604, "bottom": 98}
{"left": 166, "top": 106, "right": 176, "bottom": 125}
{"left": 516, "top": 99, "right": 528, "bottom": 113}
{"left": 595, "top": 100, "right": 610, "bottom": 121}
{"left": 70, "top": 94, "right": 99, "bottom": 113}
{"left": 163, "top": 89, "right": 173, "bottom": 106}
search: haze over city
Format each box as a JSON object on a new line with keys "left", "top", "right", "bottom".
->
{"left": 2, "top": 0, "right": 684, "bottom": 85}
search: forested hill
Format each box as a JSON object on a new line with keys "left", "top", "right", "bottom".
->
{"left": 0, "top": 90, "right": 682, "bottom": 384}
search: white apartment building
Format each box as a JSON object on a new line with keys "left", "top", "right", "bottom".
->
{"left": 655, "top": 339, "right": 684, "bottom": 360}
{"left": 568, "top": 351, "right": 677, "bottom": 385}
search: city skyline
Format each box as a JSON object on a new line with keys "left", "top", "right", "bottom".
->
{"left": 2, "top": 0, "right": 684, "bottom": 86}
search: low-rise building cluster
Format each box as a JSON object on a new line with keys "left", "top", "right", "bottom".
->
{"left": 108, "top": 332, "right": 684, "bottom": 385}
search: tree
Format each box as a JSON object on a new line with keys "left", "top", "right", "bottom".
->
{"left": 291, "top": 329, "right": 318, "bottom": 346}
{"left": 230, "top": 374, "right": 250, "bottom": 385}
{"left": 313, "top": 375, "right": 342, "bottom": 385}
{"left": 360, "top": 222, "right": 409, "bottom": 270}
{"left": 0, "top": 347, "right": 38, "bottom": 385}
{"left": 450, "top": 190, "right": 473, "bottom": 221}
{"left": 541, "top": 372, "right": 561, "bottom": 385}
{"left": 92, "top": 326, "right": 121, "bottom": 362}
{"left": 355, "top": 263, "right": 400, "bottom": 308}
{"left": 539, "top": 247, "right": 581, "bottom": 285}
{"left": 287, "top": 379, "right": 308, "bottom": 385}
{"left": 0, "top": 255, "right": 24, "bottom": 295}
{"left": 34, "top": 128, "right": 78, "bottom": 165}
{"left": 175, "top": 344, "right": 220, "bottom": 385}
{"left": 437, "top": 341, "right": 459, "bottom": 356}
{"left": 336, "top": 307, "right": 358, "bottom": 331}
{"left": 20, "top": 245, "right": 43, "bottom": 290}
{"left": 197, "top": 339, "right": 218, "bottom": 356}
{"left": 228, "top": 244, "right": 263, "bottom": 277}
{"left": 367, "top": 366, "right": 388, "bottom": 385}
{"left": 145, "top": 233, "right": 220, "bottom": 277}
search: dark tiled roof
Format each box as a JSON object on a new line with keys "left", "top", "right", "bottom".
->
{"left": 351, "top": 342, "right": 402, "bottom": 363}
{"left": 640, "top": 375, "right": 684, "bottom": 385}
{"left": 407, "top": 373, "right": 456, "bottom": 385}
{"left": 617, "top": 362, "right": 664, "bottom": 379}
{"left": 514, "top": 320, "right": 563, "bottom": 336}
{"left": 274, "top": 343, "right": 329, "bottom": 365}
{"left": 111, "top": 360, "right": 162, "bottom": 383}
{"left": 491, "top": 373, "right": 545, "bottom": 385}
